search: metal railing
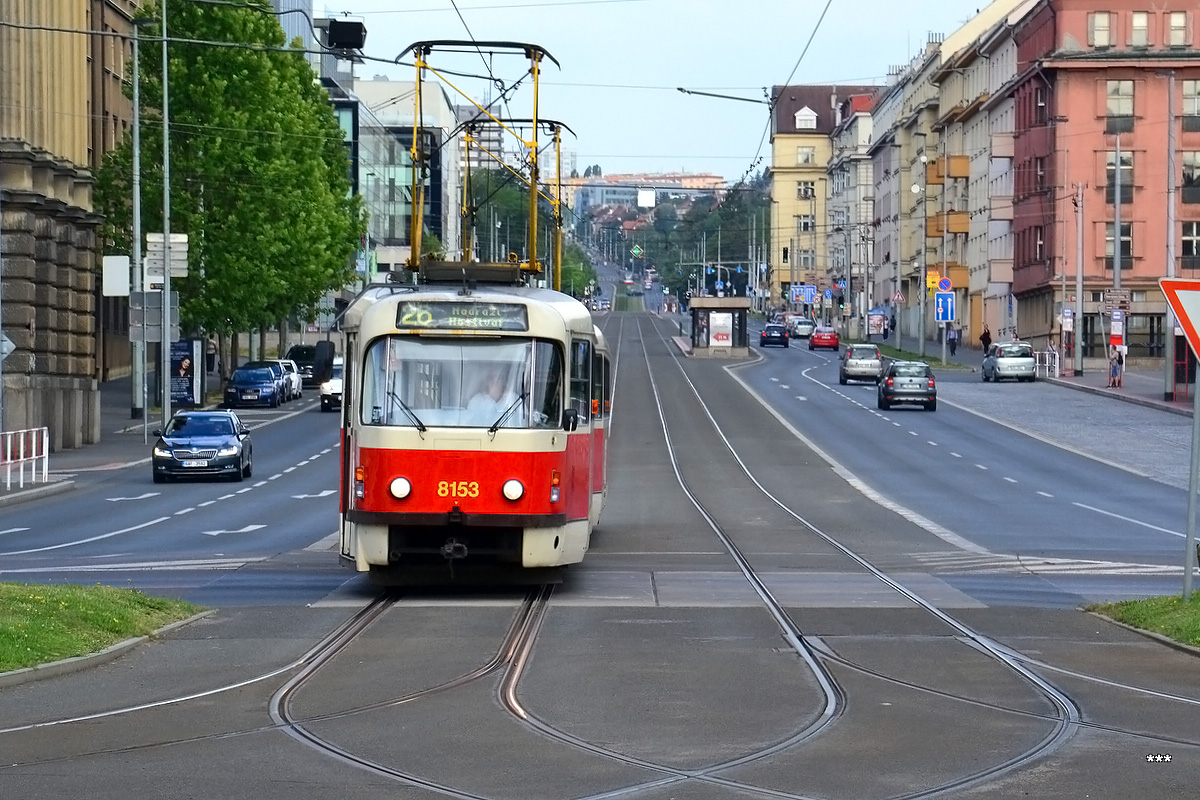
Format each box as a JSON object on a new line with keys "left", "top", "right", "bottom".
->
{"left": 2, "top": 427, "right": 50, "bottom": 489}
{"left": 1035, "top": 348, "right": 1060, "bottom": 378}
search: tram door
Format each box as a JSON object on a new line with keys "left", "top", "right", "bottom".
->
{"left": 566, "top": 339, "right": 593, "bottom": 521}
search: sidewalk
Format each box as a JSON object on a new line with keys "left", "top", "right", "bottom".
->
{"left": 883, "top": 329, "right": 1192, "bottom": 418}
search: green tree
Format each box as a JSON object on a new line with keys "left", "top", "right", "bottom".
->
{"left": 94, "top": 0, "right": 365, "bottom": 335}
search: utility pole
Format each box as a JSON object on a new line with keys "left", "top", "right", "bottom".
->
{"left": 1113, "top": 133, "right": 1122, "bottom": 291}
{"left": 1074, "top": 183, "right": 1085, "bottom": 376}
{"left": 160, "top": 2, "right": 173, "bottom": 429}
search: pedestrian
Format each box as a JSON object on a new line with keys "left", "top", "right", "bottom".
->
{"left": 882, "top": 316, "right": 890, "bottom": 340}
{"left": 1108, "top": 349, "right": 1121, "bottom": 388}
{"left": 979, "top": 325, "right": 992, "bottom": 352}
{"left": 206, "top": 334, "right": 217, "bottom": 373}
{"left": 947, "top": 325, "right": 959, "bottom": 356}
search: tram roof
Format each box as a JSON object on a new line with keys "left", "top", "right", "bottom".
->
{"left": 341, "top": 282, "right": 595, "bottom": 337}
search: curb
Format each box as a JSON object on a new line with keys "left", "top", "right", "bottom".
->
{"left": 1086, "top": 610, "right": 1200, "bottom": 658}
{"left": 0, "top": 479, "right": 74, "bottom": 509}
{"left": 0, "top": 610, "right": 215, "bottom": 690}
{"left": 1045, "top": 377, "right": 1193, "bottom": 417}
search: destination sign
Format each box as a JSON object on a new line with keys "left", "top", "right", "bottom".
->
{"left": 396, "top": 301, "right": 529, "bottom": 331}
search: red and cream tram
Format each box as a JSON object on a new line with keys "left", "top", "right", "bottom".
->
{"left": 337, "top": 282, "right": 610, "bottom": 583}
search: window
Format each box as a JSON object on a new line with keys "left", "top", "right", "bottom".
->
{"left": 1034, "top": 226, "right": 1045, "bottom": 260}
{"left": 797, "top": 180, "right": 816, "bottom": 199}
{"left": 796, "top": 249, "right": 816, "bottom": 268}
{"left": 1034, "top": 87, "right": 1048, "bottom": 123}
{"left": 796, "top": 215, "right": 815, "bottom": 235}
{"left": 1185, "top": 81, "right": 1200, "bottom": 132}
{"left": 1089, "top": 11, "right": 1112, "bottom": 47}
{"left": 1183, "top": 222, "right": 1200, "bottom": 268}
{"left": 1105, "top": 150, "right": 1133, "bottom": 204}
{"left": 1105, "top": 221, "right": 1132, "bottom": 270}
{"left": 1035, "top": 157, "right": 1047, "bottom": 191}
{"left": 569, "top": 339, "right": 592, "bottom": 424}
{"left": 1130, "top": 11, "right": 1149, "bottom": 46}
{"left": 796, "top": 146, "right": 816, "bottom": 165}
{"left": 1184, "top": 152, "right": 1200, "bottom": 203}
{"left": 1106, "top": 80, "right": 1134, "bottom": 133}
{"left": 1170, "top": 11, "right": 1188, "bottom": 47}
{"left": 794, "top": 107, "right": 818, "bottom": 130}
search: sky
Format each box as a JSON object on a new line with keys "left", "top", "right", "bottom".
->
{"left": 316, "top": 0, "right": 998, "bottom": 183}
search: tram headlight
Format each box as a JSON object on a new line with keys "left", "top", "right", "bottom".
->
{"left": 502, "top": 479, "right": 524, "bottom": 501}
{"left": 389, "top": 477, "right": 412, "bottom": 499}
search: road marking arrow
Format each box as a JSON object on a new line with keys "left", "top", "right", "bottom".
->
{"left": 202, "top": 524, "right": 266, "bottom": 537}
{"left": 291, "top": 489, "right": 336, "bottom": 499}
{"left": 106, "top": 492, "right": 161, "bottom": 502}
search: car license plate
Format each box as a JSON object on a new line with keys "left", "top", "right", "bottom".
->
{"left": 242, "top": 392, "right": 257, "bottom": 399}
{"left": 181, "top": 460, "right": 208, "bottom": 467}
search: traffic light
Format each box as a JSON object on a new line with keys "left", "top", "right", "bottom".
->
{"left": 837, "top": 293, "right": 845, "bottom": 308}
{"left": 782, "top": 246, "right": 789, "bottom": 263}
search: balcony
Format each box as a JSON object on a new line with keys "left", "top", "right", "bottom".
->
{"left": 924, "top": 155, "right": 971, "bottom": 185}
{"left": 990, "top": 132, "right": 1014, "bottom": 159}
{"left": 989, "top": 194, "right": 1013, "bottom": 221}
{"left": 927, "top": 210, "right": 970, "bottom": 236}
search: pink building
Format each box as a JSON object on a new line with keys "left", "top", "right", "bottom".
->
{"left": 1009, "top": 0, "right": 1200, "bottom": 364}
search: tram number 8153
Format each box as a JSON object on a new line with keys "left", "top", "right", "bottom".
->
{"left": 438, "top": 480, "right": 480, "bottom": 498}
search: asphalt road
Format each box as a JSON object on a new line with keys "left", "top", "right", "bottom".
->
{"left": 0, "top": 308, "right": 1196, "bottom": 798}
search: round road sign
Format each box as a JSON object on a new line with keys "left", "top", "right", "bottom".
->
{"left": 937, "top": 277, "right": 952, "bottom": 291}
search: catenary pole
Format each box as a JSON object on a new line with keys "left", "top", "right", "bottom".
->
{"left": 1074, "top": 183, "right": 1084, "bottom": 376}
{"left": 160, "top": 1, "right": 173, "bottom": 429}
{"left": 132, "top": 21, "right": 147, "bottom": 438}
{"left": 1165, "top": 71, "right": 1178, "bottom": 401}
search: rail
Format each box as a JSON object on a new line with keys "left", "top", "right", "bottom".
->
{"left": 2, "top": 427, "right": 50, "bottom": 489}
{"left": 1035, "top": 348, "right": 1060, "bottom": 378}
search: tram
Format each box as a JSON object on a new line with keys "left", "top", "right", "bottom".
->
{"left": 336, "top": 280, "right": 611, "bottom": 583}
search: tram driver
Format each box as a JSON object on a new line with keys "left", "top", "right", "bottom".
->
{"left": 466, "top": 367, "right": 524, "bottom": 426}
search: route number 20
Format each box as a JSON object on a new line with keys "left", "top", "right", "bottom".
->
{"left": 438, "top": 480, "right": 479, "bottom": 498}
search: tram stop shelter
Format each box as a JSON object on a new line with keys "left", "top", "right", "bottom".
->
{"left": 688, "top": 297, "right": 751, "bottom": 358}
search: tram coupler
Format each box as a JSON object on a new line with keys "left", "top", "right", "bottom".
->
{"left": 440, "top": 538, "right": 468, "bottom": 561}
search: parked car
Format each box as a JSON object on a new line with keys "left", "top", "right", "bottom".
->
{"left": 265, "top": 358, "right": 302, "bottom": 400}
{"left": 151, "top": 410, "right": 252, "bottom": 482}
{"left": 321, "top": 357, "right": 344, "bottom": 412}
{"left": 240, "top": 360, "right": 289, "bottom": 402}
{"left": 760, "top": 323, "right": 790, "bottom": 348}
{"left": 839, "top": 344, "right": 884, "bottom": 384}
{"left": 982, "top": 341, "right": 1036, "bottom": 382}
{"left": 224, "top": 366, "right": 282, "bottom": 408}
{"left": 790, "top": 316, "right": 816, "bottom": 338}
{"left": 809, "top": 326, "right": 839, "bottom": 351}
{"left": 877, "top": 360, "right": 937, "bottom": 411}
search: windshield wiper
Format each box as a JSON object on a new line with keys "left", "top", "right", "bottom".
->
{"left": 387, "top": 389, "right": 427, "bottom": 431}
{"left": 488, "top": 392, "right": 527, "bottom": 434}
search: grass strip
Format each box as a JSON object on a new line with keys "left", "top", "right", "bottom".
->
{"left": 1089, "top": 594, "right": 1200, "bottom": 648}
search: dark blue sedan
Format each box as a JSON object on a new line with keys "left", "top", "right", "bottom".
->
{"left": 152, "top": 410, "right": 253, "bottom": 482}
{"left": 224, "top": 367, "right": 281, "bottom": 408}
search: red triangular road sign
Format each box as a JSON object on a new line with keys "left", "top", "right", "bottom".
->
{"left": 1160, "top": 278, "right": 1200, "bottom": 357}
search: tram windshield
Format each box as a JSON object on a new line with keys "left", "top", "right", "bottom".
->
{"left": 361, "top": 336, "right": 563, "bottom": 429}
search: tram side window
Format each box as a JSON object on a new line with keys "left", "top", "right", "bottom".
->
{"left": 530, "top": 341, "right": 563, "bottom": 429}
{"left": 570, "top": 339, "right": 592, "bottom": 424}
{"left": 591, "top": 350, "right": 611, "bottom": 420}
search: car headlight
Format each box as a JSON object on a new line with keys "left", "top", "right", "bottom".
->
{"left": 217, "top": 446, "right": 239, "bottom": 457}
{"left": 153, "top": 446, "right": 172, "bottom": 457}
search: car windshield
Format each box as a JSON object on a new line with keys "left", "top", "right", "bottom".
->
{"left": 766, "top": 325, "right": 784, "bottom": 333}
{"left": 892, "top": 364, "right": 929, "bottom": 377}
{"left": 997, "top": 344, "right": 1032, "bottom": 358}
{"left": 165, "top": 416, "right": 233, "bottom": 436}
{"left": 286, "top": 346, "right": 315, "bottom": 362}
{"left": 233, "top": 368, "right": 273, "bottom": 382}
{"left": 849, "top": 347, "right": 877, "bottom": 358}
{"left": 330, "top": 363, "right": 343, "bottom": 380}
{"left": 360, "top": 336, "right": 563, "bottom": 429}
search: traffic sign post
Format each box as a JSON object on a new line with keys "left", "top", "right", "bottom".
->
{"left": 934, "top": 291, "right": 955, "bottom": 322}
{"left": 1159, "top": 278, "right": 1200, "bottom": 601}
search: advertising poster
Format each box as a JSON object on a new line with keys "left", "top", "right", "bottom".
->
{"left": 709, "top": 312, "right": 733, "bottom": 345}
{"left": 170, "top": 338, "right": 202, "bottom": 407}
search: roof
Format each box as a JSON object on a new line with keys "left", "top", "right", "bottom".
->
{"left": 771, "top": 84, "right": 880, "bottom": 136}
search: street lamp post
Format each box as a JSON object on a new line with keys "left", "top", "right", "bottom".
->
{"left": 912, "top": 152, "right": 929, "bottom": 358}
{"left": 159, "top": 1, "right": 173, "bottom": 430}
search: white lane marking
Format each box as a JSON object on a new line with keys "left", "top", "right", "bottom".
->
{"left": 106, "top": 492, "right": 160, "bottom": 502}
{"left": 202, "top": 524, "right": 267, "bottom": 537}
{"left": 253, "top": 480, "right": 267, "bottom": 487}
{"left": 1037, "top": 491, "right": 1054, "bottom": 498}
{"left": 1003, "top": 477, "right": 1017, "bottom": 484}
{"left": 284, "top": 467, "right": 297, "bottom": 473}
{"left": 297, "top": 460, "right": 310, "bottom": 466}
{"left": 795, "top": 395, "right": 807, "bottom": 401}
{"left": 927, "top": 441, "right": 938, "bottom": 446}
{"left": 309, "top": 453, "right": 322, "bottom": 459}
{"left": 975, "top": 464, "right": 988, "bottom": 470}
{"left": 950, "top": 452, "right": 962, "bottom": 458}
{"left": 174, "top": 508, "right": 194, "bottom": 516}
{"left": 909, "top": 431, "right": 919, "bottom": 436}
{"left": 321, "top": 448, "right": 333, "bottom": 454}
{"left": 0, "top": 517, "right": 169, "bottom": 556}
{"left": 292, "top": 489, "right": 336, "bottom": 499}
{"left": 219, "top": 494, "right": 235, "bottom": 500}
{"left": 1073, "top": 502, "right": 1183, "bottom": 538}
{"left": 235, "top": 487, "right": 252, "bottom": 494}
{"left": 0, "top": 527, "right": 30, "bottom": 535}
{"left": 893, "top": 421, "right": 901, "bottom": 427}
{"left": 198, "top": 500, "right": 216, "bottom": 507}
{"left": 771, "top": 377, "right": 780, "bottom": 382}
{"left": 268, "top": 474, "right": 282, "bottom": 480}
{"left": 0, "top": 557, "right": 268, "bottom": 574}
{"left": 781, "top": 385, "right": 790, "bottom": 390}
